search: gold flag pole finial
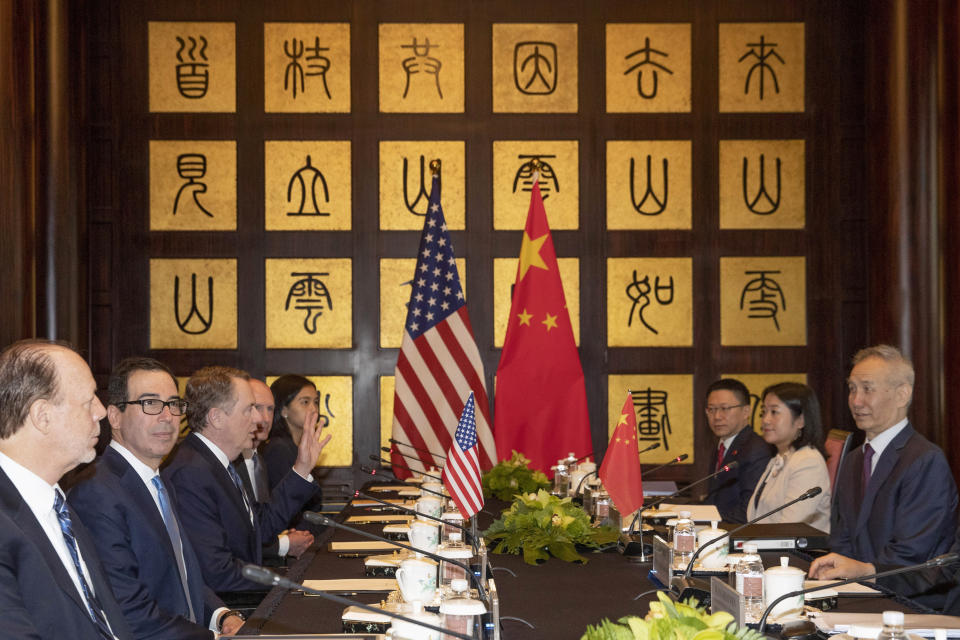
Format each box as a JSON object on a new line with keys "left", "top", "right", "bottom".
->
{"left": 528, "top": 157, "right": 542, "bottom": 181}
{"left": 429, "top": 158, "right": 441, "bottom": 176}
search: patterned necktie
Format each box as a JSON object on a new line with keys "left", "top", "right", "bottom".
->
{"left": 53, "top": 489, "right": 115, "bottom": 640}
{"left": 151, "top": 476, "right": 196, "bottom": 623}
{"left": 862, "top": 442, "right": 875, "bottom": 496}
{"left": 252, "top": 452, "right": 270, "bottom": 503}
{"left": 227, "top": 463, "right": 255, "bottom": 525}
{"left": 715, "top": 442, "right": 726, "bottom": 472}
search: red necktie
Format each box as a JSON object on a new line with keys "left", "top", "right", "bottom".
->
{"left": 716, "top": 442, "right": 726, "bottom": 472}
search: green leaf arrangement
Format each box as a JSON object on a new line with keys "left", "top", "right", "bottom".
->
{"left": 481, "top": 450, "right": 551, "bottom": 501}
{"left": 581, "top": 591, "right": 768, "bottom": 640}
{"left": 483, "top": 489, "right": 619, "bottom": 565}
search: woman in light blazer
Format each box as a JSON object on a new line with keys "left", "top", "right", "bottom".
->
{"left": 746, "top": 382, "right": 832, "bottom": 532}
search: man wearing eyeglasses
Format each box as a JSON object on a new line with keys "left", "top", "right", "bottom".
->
{"left": 704, "top": 378, "right": 773, "bottom": 523}
{"left": 68, "top": 357, "right": 244, "bottom": 639}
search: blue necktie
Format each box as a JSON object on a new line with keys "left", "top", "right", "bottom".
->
{"left": 151, "top": 476, "right": 196, "bottom": 623}
{"left": 54, "top": 489, "right": 115, "bottom": 640}
{"left": 227, "top": 464, "right": 255, "bottom": 525}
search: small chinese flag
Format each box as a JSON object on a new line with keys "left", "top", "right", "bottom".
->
{"left": 598, "top": 393, "right": 645, "bottom": 516}
{"left": 493, "top": 182, "right": 592, "bottom": 476}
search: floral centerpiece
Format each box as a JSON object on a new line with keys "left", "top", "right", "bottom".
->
{"left": 581, "top": 592, "right": 767, "bottom": 640}
{"left": 483, "top": 489, "right": 618, "bottom": 565}
{"left": 481, "top": 450, "right": 550, "bottom": 501}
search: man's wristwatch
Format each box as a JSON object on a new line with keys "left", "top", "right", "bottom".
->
{"left": 217, "top": 609, "right": 246, "bottom": 632}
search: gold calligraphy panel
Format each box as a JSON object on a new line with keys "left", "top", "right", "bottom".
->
{"left": 606, "top": 140, "right": 692, "bottom": 230}
{"left": 719, "top": 139, "right": 805, "bottom": 229}
{"left": 605, "top": 24, "right": 691, "bottom": 113}
{"left": 493, "top": 140, "right": 579, "bottom": 230}
{"left": 265, "top": 259, "right": 352, "bottom": 348}
{"left": 720, "top": 256, "right": 806, "bottom": 346}
{"left": 380, "top": 376, "right": 395, "bottom": 464}
{"left": 720, "top": 372, "right": 808, "bottom": 435}
{"left": 267, "top": 375, "right": 353, "bottom": 467}
{"left": 494, "top": 257, "right": 579, "bottom": 347}
{"left": 607, "top": 258, "right": 692, "bottom": 347}
{"left": 492, "top": 24, "right": 578, "bottom": 113}
{"left": 149, "top": 259, "right": 237, "bottom": 349}
{"left": 149, "top": 141, "right": 236, "bottom": 231}
{"left": 719, "top": 22, "right": 804, "bottom": 113}
{"left": 608, "top": 374, "right": 694, "bottom": 465}
{"left": 264, "top": 141, "right": 351, "bottom": 230}
{"left": 379, "top": 23, "right": 464, "bottom": 113}
{"left": 148, "top": 22, "right": 236, "bottom": 113}
{"left": 379, "top": 258, "right": 467, "bottom": 349}
{"left": 264, "top": 23, "right": 350, "bottom": 113}
{"left": 379, "top": 141, "right": 465, "bottom": 230}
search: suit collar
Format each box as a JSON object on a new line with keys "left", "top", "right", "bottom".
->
{"left": 101, "top": 448, "right": 178, "bottom": 556}
{"left": 854, "top": 422, "right": 915, "bottom": 533}
{"left": 185, "top": 434, "right": 255, "bottom": 531}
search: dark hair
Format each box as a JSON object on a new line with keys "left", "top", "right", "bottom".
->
{"left": 761, "top": 382, "right": 826, "bottom": 456}
{"left": 185, "top": 366, "right": 249, "bottom": 432}
{"left": 108, "top": 357, "right": 177, "bottom": 409}
{"left": 705, "top": 378, "right": 750, "bottom": 406}
{"left": 0, "top": 340, "right": 76, "bottom": 439}
{"left": 270, "top": 374, "right": 316, "bottom": 439}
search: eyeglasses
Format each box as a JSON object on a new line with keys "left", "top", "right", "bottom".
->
{"left": 705, "top": 404, "right": 747, "bottom": 416}
{"left": 118, "top": 398, "right": 189, "bottom": 416}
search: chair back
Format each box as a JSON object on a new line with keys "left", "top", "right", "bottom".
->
{"left": 824, "top": 428, "right": 854, "bottom": 492}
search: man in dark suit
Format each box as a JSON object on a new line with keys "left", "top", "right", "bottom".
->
{"left": 68, "top": 357, "right": 244, "bottom": 639}
{"left": 162, "top": 366, "right": 329, "bottom": 593}
{"left": 812, "top": 345, "right": 957, "bottom": 590}
{"left": 704, "top": 378, "right": 774, "bottom": 523}
{"left": 232, "top": 378, "right": 314, "bottom": 560}
{"left": 0, "top": 339, "right": 132, "bottom": 639}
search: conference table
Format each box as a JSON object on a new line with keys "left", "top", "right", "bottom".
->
{"left": 237, "top": 486, "right": 932, "bottom": 638}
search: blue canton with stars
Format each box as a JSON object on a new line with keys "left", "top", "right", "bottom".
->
{"left": 454, "top": 392, "right": 477, "bottom": 450}
{"left": 404, "top": 176, "right": 466, "bottom": 339}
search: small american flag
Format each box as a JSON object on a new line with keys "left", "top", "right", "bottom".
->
{"left": 442, "top": 392, "right": 484, "bottom": 518}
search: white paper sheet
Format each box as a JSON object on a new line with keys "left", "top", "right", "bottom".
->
{"left": 812, "top": 612, "right": 960, "bottom": 637}
{"left": 803, "top": 580, "right": 883, "bottom": 596}
{"left": 301, "top": 578, "right": 396, "bottom": 593}
{"left": 656, "top": 504, "right": 722, "bottom": 522}
{"left": 328, "top": 540, "right": 403, "bottom": 551}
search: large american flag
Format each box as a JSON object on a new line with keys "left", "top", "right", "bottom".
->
{"left": 442, "top": 392, "right": 484, "bottom": 517}
{"left": 391, "top": 173, "right": 496, "bottom": 477}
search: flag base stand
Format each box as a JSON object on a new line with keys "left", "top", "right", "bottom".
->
{"left": 618, "top": 531, "right": 651, "bottom": 558}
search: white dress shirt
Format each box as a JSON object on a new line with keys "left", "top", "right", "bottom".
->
{"left": 863, "top": 417, "right": 909, "bottom": 474}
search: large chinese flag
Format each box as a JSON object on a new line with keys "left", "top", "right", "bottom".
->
{"left": 494, "top": 182, "right": 591, "bottom": 475}
{"left": 598, "top": 393, "right": 645, "bottom": 516}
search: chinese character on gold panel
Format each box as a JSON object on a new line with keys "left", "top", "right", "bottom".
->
{"left": 492, "top": 23, "right": 578, "bottom": 113}
{"left": 607, "top": 258, "right": 692, "bottom": 347}
{"left": 264, "top": 141, "right": 351, "bottom": 230}
{"left": 605, "top": 23, "right": 691, "bottom": 113}
{"left": 494, "top": 257, "right": 579, "bottom": 346}
{"left": 719, "top": 140, "right": 804, "bottom": 229}
{"left": 719, "top": 22, "right": 804, "bottom": 113}
{"left": 267, "top": 375, "right": 353, "bottom": 467}
{"left": 379, "top": 258, "right": 466, "bottom": 349}
{"left": 720, "top": 256, "right": 806, "bottom": 346}
{"left": 721, "top": 372, "right": 807, "bottom": 435}
{"left": 379, "top": 23, "right": 464, "bottom": 113}
{"left": 264, "top": 23, "right": 350, "bottom": 113}
{"left": 493, "top": 140, "right": 579, "bottom": 230}
{"left": 606, "top": 140, "right": 692, "bottom": 230}
{"left": 380, "top": 375, "right": 395, "bottom": 461}
{"left": 150, "top": 259, "right": 237, "bottom": 349}
{"left": 379, "top": 141, "right": 465, "bottom": 230}
{"left": 149, "top": 141, "right": 236, "bottom": 231}
{"left": 148, "top": 22, "right": 236, "bottom": 113}
{"left": 609, "top": 374, "right": 694, "bottom": 465}
{"left": 265, "top": 259, "right": 352, "bottom": 348}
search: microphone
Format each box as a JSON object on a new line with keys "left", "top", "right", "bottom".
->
{"left": 351, "top": 489, "right": 477, "bottom": 552}
{"left": 643, "top": 453, "right": 689, "bottom": 476}
{"left": 303, "top": 512, "right": 487, "bottom": 602}
{"left": 359, "top": 466, "right": 447, "bottom": 500}
{"left": 370, "top": 455, "right": 443, "bottom": 481}
{"left": 757, "top": 552, "right": 960, "bottom": 633}
{"left": 383, "top": 446, "right": 447, "bottom": 469}
{"left": 241, "top": 564, "right": 471, "bottom": 640}
{"left": 389, "top": 438, "right": 448, "bottom": 460}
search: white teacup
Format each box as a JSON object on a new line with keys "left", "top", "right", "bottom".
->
{"left": 408, "top": 519, "right": 440, "bottom": 554}
{"left": 416, "top": 496, "right": 443, "bottom": 520}
{"left": 421, "top": 481, "right": 444, "bottom": 497}
{"left": 764, "top": 557, "right": 805, "bottom": 618}
{"left": 696, "top": 522, "right": 729, "bottom": 570}
{"left": 388, "top": 601, "right": 442, "bottom": 640}
{"left": 395, "top": 557, "right": 438, "bottom": 603}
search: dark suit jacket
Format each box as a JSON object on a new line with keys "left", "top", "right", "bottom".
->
{"left": 68, "top": 447, "right": 221, "bottom": 639}
{"left": 162, "top": 433, "right": 318, "bottom": 592}
{"left": 830, "top": 422, "right": 958, "bottom": 567}
{"left": 706, "top": 426, "right": 774, "bottom": 523}
{"left": 0, "top": 467, "right": 133, "bottom": 640}
{"left": 877, "top": 524, "right": 960, "bottom": 612}
{"left": 231, "top": 455, "right": 280, "bottom": 560}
